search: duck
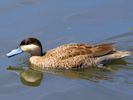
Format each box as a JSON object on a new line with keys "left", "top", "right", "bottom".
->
{"left": 6, "top": 37, "right": 131, "bottom": 70}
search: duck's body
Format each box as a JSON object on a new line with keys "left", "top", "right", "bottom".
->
{"left": 7, "top": 38, "right": 131, "bottom": 70}
{"left": 29, "top": 43, "right": 130, "bottom": 69}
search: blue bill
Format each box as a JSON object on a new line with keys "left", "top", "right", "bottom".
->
{"left": 6, "top": 48, "right": 23, "bottom": 57}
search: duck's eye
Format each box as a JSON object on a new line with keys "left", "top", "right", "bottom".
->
{"left": 20, "top": 41, "right": 25, "bottom": 46}
{"left": 20, "top": 40, "right": 30, "bottom": 45}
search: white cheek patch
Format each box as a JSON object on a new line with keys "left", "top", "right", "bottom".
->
{"left": 21, "top": 44, "right": 40, "bottom": 51}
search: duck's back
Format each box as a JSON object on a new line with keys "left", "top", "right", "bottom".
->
{"left": 45, "top": 43, "right": 114, "bottom": 59}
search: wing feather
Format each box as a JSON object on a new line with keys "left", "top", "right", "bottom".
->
{"left": 44, "top": 43, "right": 114, "bottom": 59}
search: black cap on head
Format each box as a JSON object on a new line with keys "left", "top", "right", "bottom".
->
{"left": 20, "top": 38, "right": 41, "bottom": 46}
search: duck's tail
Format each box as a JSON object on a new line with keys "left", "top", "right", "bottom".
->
{"left": 107, "top": 50, "right": 132, "bottom": 59}
{"left": 97, "top": 50, "right": 132, "bottom": 65}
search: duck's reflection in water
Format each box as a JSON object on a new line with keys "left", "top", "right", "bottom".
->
{"left": 7, "top": 67, "right": 43, "bottom": 87}
{"left": 7, "top": 59, "right": 129, "bottom": 87}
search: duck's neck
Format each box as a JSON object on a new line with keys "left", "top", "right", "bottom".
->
{"left": 31, "top": 51, "right": 42, "bottom": 56}
{"left": 30, "top": 47, "right": 43, "bottom": 56}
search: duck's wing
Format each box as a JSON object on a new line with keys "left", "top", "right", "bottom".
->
{"left": 45, "top": 43, "right": 115, "bottom": 59}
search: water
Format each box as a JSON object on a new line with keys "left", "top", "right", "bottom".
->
{"left": 0, "top": 0, "right": 133, "bottom": 100}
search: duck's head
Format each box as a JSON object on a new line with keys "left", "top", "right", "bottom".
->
{"left": 7, "top": 38, "right": 43, "bottom": 57}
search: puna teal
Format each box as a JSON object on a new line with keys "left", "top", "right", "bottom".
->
{"left": 7, "top": 38, "right": 131, "bottom": 69}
